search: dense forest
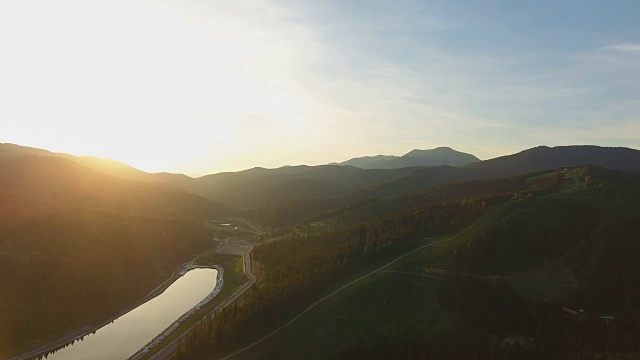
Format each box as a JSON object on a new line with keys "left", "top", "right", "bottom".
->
{"left": 0, "top": 156, "right": 222, "bottom": 358}
{"left": 0, "top": 195, "right": 213, "bottom": 355}
{"left": 238, "top": 170, "right": 553, "bottom": 228}
{"left": 175, "top": 197, "right": 502, "bottom": 358}
{"left": 454, "top": 167, "right": 640, "bottom": 290}
{"left": 334, "top": 167, "right": 640, "bottom": 359}
{"left": 176, "top": 165, "right": 640, "bottom": 359}
{"left": 334, "top": 270, "right": 640, "bottom": 359}
{"left": 334, "top": 277, "right": 640, "bottom": 359}
{"left": 4, "top": 144, "right": 640, "bottom": 359}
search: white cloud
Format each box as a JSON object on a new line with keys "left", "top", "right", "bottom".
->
{"left": 603, "top": 43, "right": 640, "bottom": 54}
{"left": 2, "top": 0, "right": 639, "bottom": 173}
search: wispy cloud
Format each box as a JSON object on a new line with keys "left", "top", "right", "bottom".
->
{"left": 2, "top": 0, "right": 639, "bottom": 173}
{"left": 603, "top": 43, "right": 640, "bottom": 54}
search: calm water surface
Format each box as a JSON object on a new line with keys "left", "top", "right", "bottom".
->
{"left": 46, "top": 268, "right": 218, "bottom": 360}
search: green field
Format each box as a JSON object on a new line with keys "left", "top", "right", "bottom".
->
{"left": 240, "top": 273, "right": 453, "bottom": 360}
{"left": 393, "top": 204, "right": 508, "bottom": 273}
{"left": 201, "top": 170, "right": 640, "bottom": 360}
{"left": 220, "top": 206, "right": 507, "bottom": 360}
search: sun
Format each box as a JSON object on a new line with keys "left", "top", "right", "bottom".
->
{"left": 1, "top": 0, "right": 309, "bottom": 174}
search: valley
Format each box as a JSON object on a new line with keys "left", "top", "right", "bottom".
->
{"left": 2, "top": 144, "right": 640, "bottom": 359}
{"left": 3, "top": 2, "right": 638, "bottom": 359}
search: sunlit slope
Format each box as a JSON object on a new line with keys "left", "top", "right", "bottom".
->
{"left": 0, "top": 155, "right": 224, "bottom": 358}
{"left": 0, "top": 142, "right": 199, "bottom": 198}
{"left": 3, "top": 144, "right": 640, "bottom": 216}
{"left": 0, "top": 155, "right": 227, "bottom": 218}
{"left": 0, "top": 142, "right": 149, "bottom": 181}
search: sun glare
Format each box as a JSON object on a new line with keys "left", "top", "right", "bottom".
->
{"left": 1, "top": 0, "right": 311, "bottom": 173}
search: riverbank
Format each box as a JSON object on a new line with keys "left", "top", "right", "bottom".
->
{"left": 142, "top": 246, "right": 255, "bottom": 360}
{"left": 9, "top": 262, "right": 204, "bottom": 360}
{"left": 132, "top": 265, "right": 224, "bottom": 359}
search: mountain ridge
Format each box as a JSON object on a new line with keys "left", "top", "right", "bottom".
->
{"left": 464, "top": 145, "right": 640, "bottom": 176}
{"left": 337, "top": 146, "right": 480, "bottom": 169}
{"left": 3, "top": 143, "right": 640, "bottom": 211}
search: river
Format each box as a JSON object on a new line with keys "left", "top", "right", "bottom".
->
{"left": 43, "top": 268, "right": 218, "bottom": 360}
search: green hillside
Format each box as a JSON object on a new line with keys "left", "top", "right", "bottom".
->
{"left": 175, "top": 166, "right": 640, "bottom": 359}
{"left": 4, "top": 143, "right": 640, "bottom": 359}
{"left": 0, "top": 155, "right": 227, "bottom": 219}
{"left": 233, "top": 146, "right": 640, "bottom": 229}
{"left": 0, "top": 156, "right": 225, "bottom": 357}
{"left": 4, "top": 143, "right": 640, "bottom": 219}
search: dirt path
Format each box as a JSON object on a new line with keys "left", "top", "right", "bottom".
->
{"left": 386, "top": 270, "right": 444, "bottom": 280}
{"left": 220, "top": 216, "right": 487, "bottom": 360}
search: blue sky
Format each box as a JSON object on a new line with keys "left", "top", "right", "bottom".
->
{"left": 1, "top": 0, "right": 638, "bottom": 174}
{"left": 296, "top": 0, "right": 640, "bottom": 152}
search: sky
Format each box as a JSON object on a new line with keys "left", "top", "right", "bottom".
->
{"left": 1, "top": 0, "right": 639, "bottom": 175}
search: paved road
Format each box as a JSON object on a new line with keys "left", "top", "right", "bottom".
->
{"left": 220, "top": 217, "right": 487, "bottom": 360}
{"left": 142, "top": 217, "right": 261, "bottom": 360}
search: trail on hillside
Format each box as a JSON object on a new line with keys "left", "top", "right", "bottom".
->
{"left": 221, "top": 214, "right": 490, "bottom": 360}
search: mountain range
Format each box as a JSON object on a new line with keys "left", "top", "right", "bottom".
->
{"left": 3, "top": 141, "right": 640, "bottom": 358}
{"left": 2, "top": 143, "right": 640, "bottom": 211}
{"left": 336, "top": 146, "right": 480, "bottom": 169}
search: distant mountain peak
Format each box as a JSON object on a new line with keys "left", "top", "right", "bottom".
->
{"left": 337, "top": 147, "right": 480, "bottom": 169}
{"left": 404, "top": 147, "right": 462, "bottom": 157}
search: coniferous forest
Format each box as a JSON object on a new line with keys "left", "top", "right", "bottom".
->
{"left": 2, "top": 145, "right": 640, "bottom": 360}
{"left": 175, "top": 165, "right": 640, "bottom": 359}
{"left": 3, "top": 1, "right": 640, "bottom": 358}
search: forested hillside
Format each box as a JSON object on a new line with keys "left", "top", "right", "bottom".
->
{"left": 4, "top": 143, "right": 640, "bottom": 218}
{"left": 0, "top": 156, "right": 223, "bottom": 357}
{"left": 234, "top": 146, "right": 640, "bottom": 228}
{"left": 4, "top": 143, "right": 640, "bottom": 359}
{"left": 0, "top": 155, "right": 226, "bottom": 218}
{"left": 175, "top": 196, "right": 504, "bottom": 358}
{"left": 334, "top": 166, "right": 640, "bottom": 359}
{"left": 465, "top": 145, "right": 640, "bottom": 177}
{"left": 175, "top": 166, "right": 640, "bottom": 359}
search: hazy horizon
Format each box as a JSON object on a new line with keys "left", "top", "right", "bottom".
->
{"left": 2, "top": 0, "right": 639, "bottom": 174}
{"left": 5, "top": 141, "right": 640, "bottom": 178}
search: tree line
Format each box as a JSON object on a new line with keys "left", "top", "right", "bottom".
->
{"left": 0, "top": 199, "right": 212, "bottom": 357}
{"left": 175, "top": 198, "right": 497, "bottom": 358}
